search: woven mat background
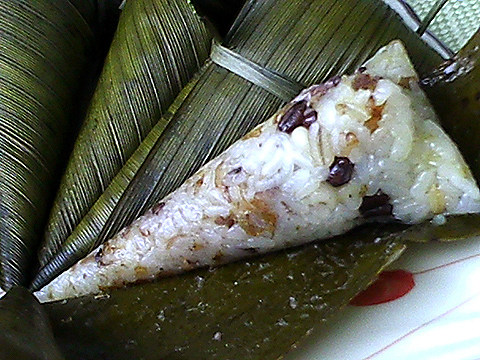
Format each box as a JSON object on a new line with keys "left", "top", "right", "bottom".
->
{"left": 406, "top": 0, "right": 480, "bottom": 52}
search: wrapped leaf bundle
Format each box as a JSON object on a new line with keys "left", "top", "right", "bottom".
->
{"left": 32, "top": 0, "right": 443, "bottom": 290}
{"left": 35, "top": 41, "right": 480, "bottom": 302}
{"left": 0, "top": 0, "right": 101, "bottom": 289}
{"left": 39, "top": 0, "right": 212, "bottom": 267}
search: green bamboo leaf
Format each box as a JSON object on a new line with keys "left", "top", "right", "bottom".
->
{"left": 389, "top": 214, "right": 480, "bottom": 242}
{"left": 0, "top": 0, "right": 100, "bottom": 289}
{"left": 31, "top": 0, "right": 442, "bottom": 290}
{"left": 423, "top": 29, "right": 480, "bottom": 181}
{"left": 45, "top": 226, "right": 405, "bottom": 360}
{"left": 38, "top": 0, "right": 212, "bottom": 267}
{"left": 0, "top": 287, "right": 64, "bottom": 360}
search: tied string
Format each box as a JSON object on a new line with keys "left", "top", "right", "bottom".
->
{"left": 210, "top": 40, "right": 305, "bottom": 102}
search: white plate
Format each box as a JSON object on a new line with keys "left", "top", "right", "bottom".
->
{"left": 286, "top": 237, "right": 480, "bottom": 360}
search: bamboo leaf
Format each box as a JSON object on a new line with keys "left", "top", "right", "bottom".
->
{"left": 423, "top": 29, "right": 480, "bottom": 181}
{"left": 0, "top": 287, "right": 64, "bottom": 360}
{"left": 45, "top": 226, "right": 405, "bottom": 360}
{"left": 0, "top": 0, "right": 100, "bottom": 289}
{"left": 390, "top": 214, "right": 480, "bottom": 242}
{"left": 38, "top": 0, "right": 212, "bottom": 267}
{"left": 31, "top": 0, "right": 442, "bottom": 290}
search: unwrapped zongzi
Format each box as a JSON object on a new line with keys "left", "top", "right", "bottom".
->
{"left": 36, "top": 41, "right": 480, "bottom": 302}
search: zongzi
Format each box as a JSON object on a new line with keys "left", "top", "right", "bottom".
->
{"left": 36, "top": 41, "right": 480, "bottom": 302}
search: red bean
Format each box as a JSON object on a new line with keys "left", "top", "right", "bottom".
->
{"left": 327, "top": 156, "right": 354, "bottom": 187}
